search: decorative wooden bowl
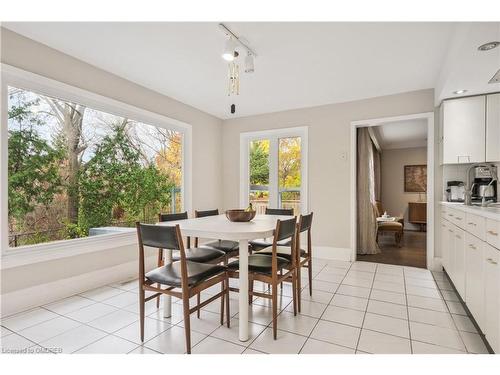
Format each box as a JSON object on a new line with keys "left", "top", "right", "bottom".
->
{"left": 225, "top": 209, "right": 256, "bottom": 222}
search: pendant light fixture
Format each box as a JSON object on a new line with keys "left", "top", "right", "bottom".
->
{"left": 218, "top": 23, "right": 257, "bottom": 100}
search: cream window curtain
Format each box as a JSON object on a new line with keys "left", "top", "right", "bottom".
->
{"left": 357, "top": 128, "right": 380, "bottom": 255}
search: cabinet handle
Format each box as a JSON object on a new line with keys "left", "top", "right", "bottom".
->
{"left": 448, "top": 229, "right": 453, "bottom": 233}
{"left": 455, "top": 235, "right": 461, "bottom": 239}
{"left": 468, "top": 244, "right": 477, "bottom": 250}
{"left": 488, "top": 230, "right": 498, "bottom": 236}
{"left": 487, "top": 258, "right": 498, "bottom": 265}
{"left": 455, "top": 217, "right": 462, "bottom": 221}
{"left": 448, "top": 214, "right": 454, "bottom": 217}
{"left": 467, "top": 222, "right": 477, "bottom": 226}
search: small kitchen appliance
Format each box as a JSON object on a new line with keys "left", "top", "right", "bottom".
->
{"left": 446, "top": 181, "right": 465, "bottom": 202}
{"left": 471, "top": 166, "right": 497, "bottom": 203}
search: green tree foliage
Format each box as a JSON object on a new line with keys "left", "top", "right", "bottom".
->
{"left": 77, "top": 125, "right": 173, "bottom": 233}
{"left": 8, "top": 94, "right": 63, "bottom": 220}
{"left": 249, "top": 140, "right": 269, "bottom": 186}
{"left": 278, "top": 137, "right": 301, "bottom": 188}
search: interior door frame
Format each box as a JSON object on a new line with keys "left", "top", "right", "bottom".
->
{"left": 239, "top": 126, "right": 309, "bottom": 213}
{"left": 350, "top": 112, "right": 436, "bottom": 269}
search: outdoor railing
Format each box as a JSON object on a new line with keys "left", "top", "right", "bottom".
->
{"left": 249, "top": 199, "right": 301, "bottom": 215}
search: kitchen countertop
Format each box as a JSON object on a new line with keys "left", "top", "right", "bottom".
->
{"left": 440, "top": 201, "right": 500, "bottom": 220}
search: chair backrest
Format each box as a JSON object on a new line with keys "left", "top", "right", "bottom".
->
{"left": 136, "top": 223, "right": 187, "bottom": 285}
{"left": 265, "top": 208, "right": 294, "bottom": 216}
{"left": 275, "top": 217, "right": 297, "bottom": 242}
{"left": 195, "top": 209, "right": 219, "bottom": 218}
{"left": 269, "top": 217, "right": 298, "bottom": 272}
{"left": 374, "top": 201, "right": 383, "bottom": 217}
{"left": 158, "top": 211, "right": 188, "bottom": 222}
{"left": 137, "top": 223, "right": 182, "bottom": 250}
{"left": 299, "top": 212, "right": 313, "bottom": 233}
{"left": 297, "top": 213, "right": 313, "bottom": 257}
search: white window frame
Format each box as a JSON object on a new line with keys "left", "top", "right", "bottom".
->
{"left": 0, "top": 64, "right": 192, "bottom": 268}
{"left": 239, "top": 126, "right": 308, "bottom": 214}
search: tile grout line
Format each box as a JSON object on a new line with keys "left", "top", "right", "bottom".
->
{"left": 220, "top": 262, "right": 329, "bottom": 353}
{"left": 431, "top": 270, "right": 470, "bottom": 353}
{"left": 297, "top": 261, "right": 353, "bottom": 354}
{"left": 353, "top": 262, "right": 378, "bottom": 353}
{"left": 402, "top": 267, "right": 413, "bottom": 354}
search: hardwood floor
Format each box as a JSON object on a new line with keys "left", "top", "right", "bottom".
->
{"left": 357, "top": 230, "right": 427, "bottom": 268}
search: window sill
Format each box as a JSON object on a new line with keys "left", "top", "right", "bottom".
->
{"left": 1, "top": 231, "right": 137, "bottom": 270}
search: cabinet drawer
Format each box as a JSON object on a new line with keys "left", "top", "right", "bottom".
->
{"left": 486, "top": 219, "right": 500, "bottom": 249}
{"left": 466, "top": 213, "right": 486, "bottom": 241}
{"left": 447, "top": 208, "right": 466, "bottom": 229}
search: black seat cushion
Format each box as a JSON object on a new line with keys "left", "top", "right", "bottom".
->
{"left": 202, "top": 239, "right": 239, "bottom": 253}
{"left": 255, "top": 245, "right": 306, "bottom": 260}
{"left": 249, "top": 238, "right": 292, "bottom": 251}
{"left": 227, "top": 254, "right": 290, "bottom": 274}
{"left": 171, "top": 247, "right": 225, "bottom": 263}
{"left": 146, "top": 261, "right": 226, "bottom": 287}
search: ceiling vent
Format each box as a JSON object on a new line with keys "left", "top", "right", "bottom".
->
{"left": 490, "top": 68, "right": 500, "bottom": 84}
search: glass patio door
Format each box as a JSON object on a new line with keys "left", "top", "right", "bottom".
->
{"left": 241, "top": 127, "right": 307, "bottom": 215}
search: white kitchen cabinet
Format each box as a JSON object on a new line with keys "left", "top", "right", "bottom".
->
{"left": 453, "top": 226, "right": 466, "bottom": 298}
{"left": 486, "top": 93, "right": 500, "bottom": 162}
{"left": 465, "top": 233, "right": 485, "bottom": 329}
{"left": 484, "top": 244, "right": 500, "bottom": 353}
{"left": 442, "top": 96, "right": 486, "bottom": 164}
{"left": 441, "top": 220, "right": 450, "bottom": 271}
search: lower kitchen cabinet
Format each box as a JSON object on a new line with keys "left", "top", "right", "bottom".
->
{"left": 441, "top": 205, "right": 500, "bottom": 353}
{"left": 484, "top": 243, "right": 500, "bottom": 353}
{"left": 453, "top": 227, "right": 466, "bottom": 298}
{"left": 465, "top": 233, "right": 485, "bottom": 329}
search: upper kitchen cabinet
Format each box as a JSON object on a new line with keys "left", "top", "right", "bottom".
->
{"left": 442, "top": 95, "right": 486, "bottom": 164}
{"left": 486, "top": 93, "right": 500, "bottom": 162}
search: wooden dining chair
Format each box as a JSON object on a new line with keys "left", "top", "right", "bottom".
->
{"left": 227, "top": 217, "right": 298, "bottom": 339}
{"left": 255, "top": 213, "right": 314, "bottom": 312}
{"left": 136, "top": 222, "right": 230, "bottom": 354}
{"left": 249, "top": 208, "right": 294, "bottom": 252}
{"left": 156, "top": 212, "right": 226, "bottom": 309}
{"left": 194, "top": 209, "right": 240, "bottom": 264}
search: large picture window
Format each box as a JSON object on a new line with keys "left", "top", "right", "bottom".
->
{"left": 7, "top": 86, "right": 183, "bottom": 248}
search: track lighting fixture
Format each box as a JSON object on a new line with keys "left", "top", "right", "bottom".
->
{"left": 244, "top": 52, "right": 255, "bottom": 73}
{"left": 222, "top": 37, "right": 237, "bottom": 61}
{"left": 218, "top": 23, "right": 257, "bottom": 98}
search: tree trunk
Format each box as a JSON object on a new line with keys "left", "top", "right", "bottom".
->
{"left": 45, "top": 99, "right": 86, "bottom": 224}
{"left": 63, "top": 103, "right": 85, "bottom": 224}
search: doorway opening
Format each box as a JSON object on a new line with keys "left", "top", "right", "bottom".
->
{"left": 350, "top": 113, "right": 435, "bottom": 269}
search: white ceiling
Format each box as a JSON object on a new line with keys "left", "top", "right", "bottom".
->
{"left": 373, "top": 119, "right": 428, "bottom": 150}
{"left": 435, "top": 22, "right": 500, "bottom": 104}
{"left": 3, "top": 22, "right": 459, "bottom": 119}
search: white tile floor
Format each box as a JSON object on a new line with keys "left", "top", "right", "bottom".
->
{"left": 0, "top": 258, "right": 491, "bottom": 354}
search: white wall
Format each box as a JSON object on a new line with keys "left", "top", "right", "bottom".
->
{"left": 222, "top": 89, "right": 435, "bottom": 253}
{"left": 0, "top": 28, "right": 223, "bottom": 314}
{"left": 381, "top": 147, "right": 428, "bottom": 230}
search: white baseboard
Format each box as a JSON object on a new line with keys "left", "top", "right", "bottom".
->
{"left": 313, "top": 246, "right": 353, "bottom": 262}
{"left": 1, "top": 256, "right": 156, "bottom": 317}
